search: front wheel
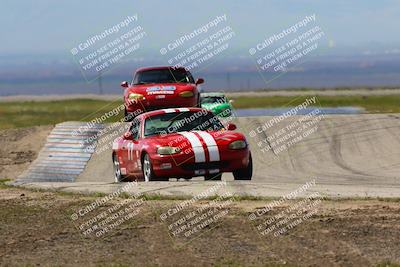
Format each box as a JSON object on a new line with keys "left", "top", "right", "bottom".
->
{"left": 196, "top": 93, "right": 201, "bottom": 108}
{"left": 233, "top": 153, "right": 253, "bottom": 180}
{"left": 124, "top": 108, "right": 133, "bottom": 122}
{"left": 142, "top": 154, "right": 168, "bottom": 182}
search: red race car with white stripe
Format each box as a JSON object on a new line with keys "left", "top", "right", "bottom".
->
{"left": 112, "top": 108, "right": 252, "bottom": 182}
{"left": 120, "top": 66, "right": 203, "bottom": 121}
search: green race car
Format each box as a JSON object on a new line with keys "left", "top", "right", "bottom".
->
{"left": 200, "top": 92, "right": 233, "bottom": 117}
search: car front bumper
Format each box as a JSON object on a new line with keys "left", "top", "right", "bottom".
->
{"left": 125, "top": 96, "right": 198, "bottom": 113}
{"left": 149, "top": 148, "right": 250, "bottom": 178}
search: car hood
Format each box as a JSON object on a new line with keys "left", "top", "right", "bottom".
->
{"left": 202, "top": 102, "right": 231, "bottom": 111}
{"left": 145, "top": 130, "right": 245, "bottom": 148}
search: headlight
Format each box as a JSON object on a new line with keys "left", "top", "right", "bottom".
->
{"left": 128, "top": 93, "right": 144, "bottom": 100}
{"left": 157, "top": 146, "right": 181, "bottom": 155}
{"left": 179, "top": 91, "right": 194, "bottom": 97}
{"left": 228, "top": 140, "right": 247, "bottom": 150}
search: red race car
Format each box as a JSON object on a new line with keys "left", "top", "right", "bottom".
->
{"left": 121, "top": 66, "right": 203, "bottom": 121}
{"left": 112, "top": 108, "right": 252, "bottom": 182}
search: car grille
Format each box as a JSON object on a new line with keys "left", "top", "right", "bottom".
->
{"left": 181, "top": 161, "right": 228, "bottom": 171}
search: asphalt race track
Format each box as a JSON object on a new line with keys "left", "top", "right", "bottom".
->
{"left": 14, "top": 114, "right": 400, "bottom": 198}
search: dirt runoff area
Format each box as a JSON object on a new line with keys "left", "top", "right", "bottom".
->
{"left": 0, "top": 126, "right": 52, "bottom": 180}
{"left": 1, "top": 126, "right": 400, "bottom": 266}
{"left": 0, "top": 185, "right": 399, "bottom": 267}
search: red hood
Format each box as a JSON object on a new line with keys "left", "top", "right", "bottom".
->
{"left": 145, "top": 130, "right": 246, "bottom": 148}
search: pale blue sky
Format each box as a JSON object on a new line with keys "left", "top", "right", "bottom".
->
{"left": 0, "top": 0, "right": 399, "bottom": 54}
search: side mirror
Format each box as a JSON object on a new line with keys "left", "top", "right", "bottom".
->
{"left": 195, "top": 78, "right": 204, "bottom": 85}
{"left": 227, "top": 123, "right": 237, "bottom": 131}
{"left": 121, "top": 81, "right": 129, "bottom": 88}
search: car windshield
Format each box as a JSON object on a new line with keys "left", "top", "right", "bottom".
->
{"left": 201, "top": 96, "right": 226, "bottom": 104}
{"left": 133, "top": 68, "right": 194, "bottom": 85}
{"left": 144, "top": 111, "right": 224, "bottom": 136}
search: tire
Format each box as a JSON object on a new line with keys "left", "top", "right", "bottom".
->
{"left": 142, "top": 153, "right": 168, "bottom": 182}
{"left": 124, "top": 108, "right": 132, "bottom": 122}
{"left": 204, "top": 173, "right": 222, "bottom": 181}
{"left": 233, "top": 153, "right": 253, "bottom": 180}
{"left": 113, "top": 153, "right": 127, "bottom": 182}
{"left": 196, "top": 93, "right": 201, "bottom": 107}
